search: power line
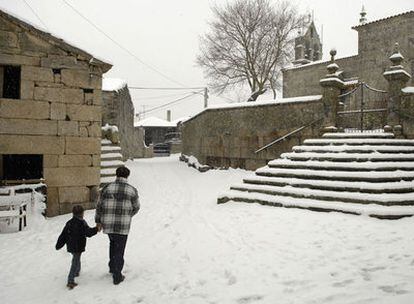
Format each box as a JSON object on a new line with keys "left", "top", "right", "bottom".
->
{"left": 22, "top": 0, "right": 49, "bottom": 30}
{"left": 129, "top": 86, "right": 205, "bottom": 91}
{"left": 142, "top": 90, "right": 203, "bottom": 115}
{"left": 61, "top": 0, "right": 186, "bottom": 87}
{"left": 133, "top": 91, "right": 203, "bottom": 102}
{"left": 134, "top": 92, "right": 194, "bottom": 101}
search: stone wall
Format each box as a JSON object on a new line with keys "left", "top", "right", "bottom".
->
{"left": 102, "top": 86, "right": 138, "bottom": 160}
{"left": 0, "top": 10, "right": 110, "bottom": 216}
{"left": 132, "top": 127, "right": 154, "bottom": 158}
{"left": 182, "top": 98, "right": 324, "bottom": 170}
{"left": 283, "top": 11, "right": 414, "bottom": 97}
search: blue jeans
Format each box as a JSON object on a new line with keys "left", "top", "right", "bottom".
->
{"left": 108, "top": 234, "right": 128, "bottom": 281}
{"left": 68, "top": 252, "right": 81, "bottom": 283}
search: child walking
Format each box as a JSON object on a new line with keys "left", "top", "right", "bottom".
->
{"left": 56, "top": 205, "right": 100, "bottom": 289}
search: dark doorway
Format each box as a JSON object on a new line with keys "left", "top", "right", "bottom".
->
{"left": 2, "top": 155, "right": 43, "bottom": 181}
{"left": 2, "top": 65, "right": 21, "bottom": 99}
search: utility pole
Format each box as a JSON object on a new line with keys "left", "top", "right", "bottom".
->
{"left": 204, "top": 87, "right": 209, "bottom": 108}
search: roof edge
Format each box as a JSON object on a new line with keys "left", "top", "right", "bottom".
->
{"left": 0, "top": 8, "right": 112, "bottom": 73}
{"left": 352, "top": 10, "right": 414, "bottom": 30}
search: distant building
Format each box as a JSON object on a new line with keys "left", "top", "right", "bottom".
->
{"left": 102, "top": 78, "right": 138, "bottom": 159}
{"left": 0, "top": 8, "right": 112, "bottom": 216}
{"left": 283, "top": 10, "right": 414, "bottom": 97}
{"left": 134, "top": 117, "right": 177, "bottom": 146}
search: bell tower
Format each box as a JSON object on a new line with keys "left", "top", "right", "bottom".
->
{"left": 293, "top": 16, "right": 323, "bottom": 66}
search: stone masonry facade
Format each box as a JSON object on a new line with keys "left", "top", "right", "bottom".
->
{"left": 182, "top": 99, "right": 324, "bottom": 170}
{"left": 102, "top": 85, "right": 138, "bottom": 160}
{"left": 283, "top": 11, "right": 414, "bottom": 97}
{"left": 0, "top": 9, "right": 112, "bottom": 216}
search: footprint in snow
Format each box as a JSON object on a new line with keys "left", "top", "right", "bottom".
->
{"left": 237, "top": 295, "right": 264, "bottom": 304}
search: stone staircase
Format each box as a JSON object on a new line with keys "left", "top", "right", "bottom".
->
{"left": 218, "top": 132, "right": 414, "bottom": 219}
{"left": 100, "top": 139, "right": 124, "bottom": 186}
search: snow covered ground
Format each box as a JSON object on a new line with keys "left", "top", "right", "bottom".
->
{"left": 1, "top": 155, "right": 414, "bottom": 304}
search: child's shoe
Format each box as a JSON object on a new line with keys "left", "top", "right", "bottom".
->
{"left": 67, "top": 282, "right": 78, "bottom": 289}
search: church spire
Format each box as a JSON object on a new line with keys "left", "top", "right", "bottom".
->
{"left": 359, "top": 5, "right": 367, "bottom": 25}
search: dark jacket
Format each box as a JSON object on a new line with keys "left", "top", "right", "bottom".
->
{"left": 56, "top": 217, "right": 98, "bottom": 253}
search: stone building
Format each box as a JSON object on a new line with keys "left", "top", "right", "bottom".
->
{"left": 102, "top": 78, "right": 138, "bottom": 160}
{"left": 283, "top": 10, "right": 414, "bottom": 97}
{"left": 0, "top": 9, "right": 112, "bottom": 216}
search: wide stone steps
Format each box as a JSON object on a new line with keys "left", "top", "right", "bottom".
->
{"left": 256, "top": 167, "right": 414, "bottom": 182}
{"left": 322, "top": 132, "right": 395, "bottom": 139}
{"left": 304, "top": 138, "right": 414, "bottom": 146}
{"left": 229, "top": 184, "right": 414, "bottom": 206}
{"left": 282, "top": 152, "right": 414, "bottom": 162}
{"left": 218, "top": 132, "right": 414, "bottom": 219}
{"left": 243, "top": 176, "right": 414, "bottom": 194}
{"left": 218, "top": 190, "right": 414, "bottom": 220}
{"left": 268, "top": 159, "right": 414, "bottom": 171}
{"left": 293, "top": 145, "right": 414, "bottom": 153}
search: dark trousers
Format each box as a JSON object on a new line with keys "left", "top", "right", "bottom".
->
{"left": 108, "top": 234, "right": 128, "bottom": 280}
{"left": 68, "top": 252, "right": 81, "bottom": 283}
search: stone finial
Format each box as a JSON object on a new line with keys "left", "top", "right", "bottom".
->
{"left": 327, "top": 49, "right": 339, "bottom": 74}
{"left": 389, "top": 42, "right": 404, "bottom": 66}
{"left": 359, "top": 5, "right": 367, "bottom": 24}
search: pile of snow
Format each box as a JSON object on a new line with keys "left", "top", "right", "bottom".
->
{"left": 402, "top": 87, "right": 414, "bottom": 94}
{"left": 204, "top": 95, "right": 322, "bottom": 112}
{"left": 102, "top": 78, "right": 128, "bottom": 92}
{"left": 101, "top": 123, "right": 119, "bottom": 133}
{"left": 180, "top": 154, "right": 211, "bottom": 172}
{"left": 134, "top": 117, "right": 177, "bottom": 128}
{"left": 390, "top": 52, "right": 404, "bottom": 60}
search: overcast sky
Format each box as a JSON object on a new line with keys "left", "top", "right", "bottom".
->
{"left": 0, "top": 0, "right": 413, "bottom": 121}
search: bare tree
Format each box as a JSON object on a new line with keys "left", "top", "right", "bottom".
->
{"left": 197, "top": 0, "right": 304, "bottom": 101}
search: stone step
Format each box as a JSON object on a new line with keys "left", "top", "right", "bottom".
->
{"left": 101, "top": 160, "right": 124, "bottom": 169}
{"left": 282, "top": 152, "right": 414, "bottom": 162}
{"left": 100, "top": 176, "right": 115, "bottom": 186}
{"left": 101, "top": 139, "right": 113, "bottom": 146}
{"left": 218, "top": 190, "right": 414, "bottom": 219}
{"left": 268, "top": 159, "right": 414, "bottom": 172}
{"left": 304, "top": 138, "right": 414, "bottom": 146}
{"left": 229, "top": 183, "right": 414, "bottom": 206}
{"left": 293, "top": 145, "right": 414, "bottom": 154}
{"left": 243, "top": 176, "right": 414, "bottom": 194}
{"left": 322, "top": 132, "right": 394, "bottom": 139}
{"left": 256, "top": 167, "right": 414, "bottom": 182}
{"left": 101, "top": 145, "right": 122, "bottom": 153}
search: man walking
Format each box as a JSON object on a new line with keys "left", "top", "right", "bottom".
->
{"left": 95, "top": 166, "right": 140, "bottom": 285}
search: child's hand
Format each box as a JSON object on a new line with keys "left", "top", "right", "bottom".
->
{"left": 96, "top": 223, "right": 102, "bottom": 232}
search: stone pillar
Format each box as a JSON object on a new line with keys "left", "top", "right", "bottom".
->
{"left": 383, "top": 43, "right": 412, "bottom": 135}
{"left": 319, "top": 49, "right": 345, "bottom": 132}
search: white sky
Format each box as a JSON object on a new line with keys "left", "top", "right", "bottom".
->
{"left": 0, "top": 0, "right": 413, "bottom": 121}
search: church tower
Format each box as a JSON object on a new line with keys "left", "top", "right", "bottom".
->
{"left": 293, "top": 16, "right": 323, "bottom": 66}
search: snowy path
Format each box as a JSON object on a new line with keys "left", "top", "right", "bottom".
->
{"left": 1, "top": 155, "right": 414, "bottom": 303}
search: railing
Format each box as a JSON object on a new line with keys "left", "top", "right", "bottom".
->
{"left": 255, "top": 117, "right": 323, "bottom": 154}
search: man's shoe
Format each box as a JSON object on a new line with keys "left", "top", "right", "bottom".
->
{"left": 113, "top": 275, "right": 125, "bottom": 285}
{"left": 67, "top": 282, "right": 78, "bottom": 289}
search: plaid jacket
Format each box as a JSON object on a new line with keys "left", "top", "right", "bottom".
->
{"left": 95, "top": 177, "right": 140, "bottom": 235}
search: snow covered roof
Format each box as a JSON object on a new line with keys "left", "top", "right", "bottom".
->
{"left": 0, "top": 7, "right": 112, "bottom": 72}
{"left": 134, "top": 117, "right": 177, "bottom": 128}
{"left": 102, "top": 78, "right": 128, "bottom": 92}
{"left": 352, "top": 10, "right": 413, "bottom": 30}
